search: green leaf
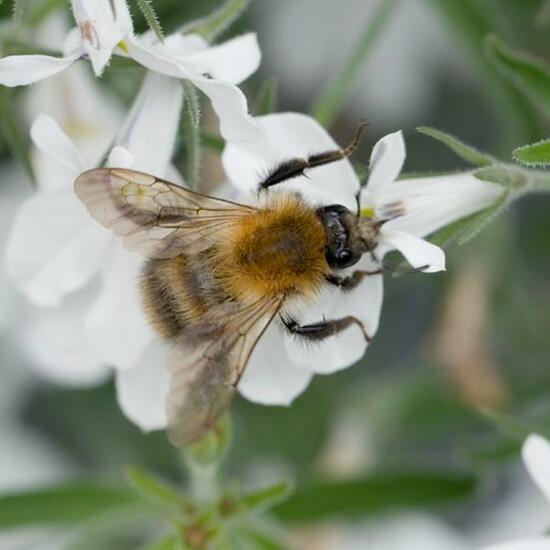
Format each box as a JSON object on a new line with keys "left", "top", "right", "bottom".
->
{"left": 182, "top": 80, "right": 201, "bottom": 128}
{"left": 0, "top": 482, "right": 143, "bottom": 529}
{"left": 513, "top": 139, "right": 550, "bottom": 167}
{"left": 535, "top": 0, "right": 550, "bottom": 28}
{"left": 253, "top": 77, "right": 278, "bottom": 116}
{"left": 126, "top": 467, "right": 188, "bottom": 509}
{"left": 311, "top": 0, "right": 398, "bottom": 126}
{"left": 481, "top": 409, "right": 550, "bottom": 441}
{"left": 274, "top": 472, "right": 477, "bottom": 523}
{"left": 241, "top": 481, "right": 293, "bottom": 513}
{"left": 417, "top": 127, "right": 495, "bottom": 166}
{"left": 183, "top": 0, "right": 250, "bottom": 43}
{"left": 0, "top": 87, "right": 35, "bottom": 185}
{"left": 236, "top": 528, "right": 286, "bottom": 550}
{"left": 135, "top": 0, "right": 164, "bottom": 42}
{"left": 485, "top": 34, "right": 550, "bottom": 117}
{"left": 454, "top": 185, "right": 509, "bottom": 245}
{"left": 180, "top": 85, "right": 202, "bottom": 191}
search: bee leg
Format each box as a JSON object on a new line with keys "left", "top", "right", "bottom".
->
{"left": 282, "top": 315, "right": 371, "bottom": 343}
{"left": 258, "top": 120, "right": 368, "bottom": 190}
{"left": 325, "top": 269, "right": 383, "bottom": 292}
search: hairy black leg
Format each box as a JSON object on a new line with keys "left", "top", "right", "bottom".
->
{"left": 325, "top": 268, "right": 383, "bottom": 292}
{"left": 282, "top": 315, "right": 371, "bottom": 343}
{"left": 259, "top": 120, "right": 368, "bottom": 190}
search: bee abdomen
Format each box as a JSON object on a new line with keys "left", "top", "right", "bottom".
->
{"left": 140, "top": 255, "right": 211, "bottom": 340}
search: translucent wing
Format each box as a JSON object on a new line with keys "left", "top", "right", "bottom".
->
{"left": 74, "top": 168, "right": 256, "bottom": 258}
{"left": 166, "top": 295, "right": 283, "bottom": 447}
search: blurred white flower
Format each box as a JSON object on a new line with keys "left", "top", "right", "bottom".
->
{"left": 481, "top": 434, "right": 550, "bottom": 550}
{"left": 221, "top": 112, "right": 502, "bottom": 404}
{"left": 0, "top": 0, "right": 261, "bottom": 140}
{"left": 5, "top": 72, "right": 182, "bottom": 403}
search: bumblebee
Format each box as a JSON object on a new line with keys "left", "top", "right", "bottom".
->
{"left": 75, "top": 122, "right": 383, "bottom": 446}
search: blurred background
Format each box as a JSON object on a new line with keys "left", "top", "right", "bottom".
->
{"left": 1, "top": 0, "right": 549, "bottom": 548}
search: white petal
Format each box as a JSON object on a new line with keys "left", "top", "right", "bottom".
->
{"left": 381, "top": 229, "right": 445, "bottom": 273}
{"left": 5, "top": 189, "right": 111, "bottom": 306}
{"left": 107, "top": 145, "right": 134, "bottom": 168}
{"left": 523, "top": 434, "right": 550, "bottom": 504}
{"left": 114, "top": 72, "right": 183, "bottom": 175}
{"left": 20, "top": 287, "right": 110, "bottom": 386}
{"left": 0, "top": 53, "right": 78, "bottom": 87}
{"left": 283, "top": 256, "right": 383, "bottom": 374}
{"left": 30, "top": 114, "right": 85, "bottom": 173}
{"left": 222, "top": 112, "right": 360, "bottom": 208}
{"left": 238, "top": 323, "right": 314, "bottom": 405}
{"left": 365, "top": 130, "right": 406, "bottom": 195}
{"left": 116, "top": 341, "right": 169, "bottom": 431}
{"left": 180, "top": 33, "right": 261, "bottom": 84}
{"left": 85, "top": 244, "right": 153, "bottom": 369}
{"left": 124, "top": 36, "right": 259, "bottom": 142}
{"left": 70, "top": 0, "right": 124, "bottom": 75}
{"left": 482, "top": 539, "right": 550, "bottom": 550}
{"left": 373, "top": 172, "right": 504, "bottom": 238}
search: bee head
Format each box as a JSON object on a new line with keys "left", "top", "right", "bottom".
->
{"left": 317, "top": 204, "right": 378, "bottom": 269}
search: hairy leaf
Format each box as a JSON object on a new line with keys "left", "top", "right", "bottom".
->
{"left": 485, "top": 34, "right": 550, "bottom": 117}
{"left": 417, "top": 127, "right": 495, "bottom": 166}
{"left": 135, "top": 0, "right": 164, "bottom": 42}
{"left": 513, "top": 139, "right": 550, "bottom": 167}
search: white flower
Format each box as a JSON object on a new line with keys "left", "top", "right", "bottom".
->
{"left": 5, "top": 72, "right": 183, "bottom": 404}
{"left": 481, "top": 434, "right": 550, "bottom": 550}
{"left": 221, "top": 112, "right": 503, "bottom": 405}
{"left": 0, "top": 0, "right": 261, "bottom": 140}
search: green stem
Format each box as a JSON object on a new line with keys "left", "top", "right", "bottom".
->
{"left": 311, "top": 0, "right": 398, "bottom": 127}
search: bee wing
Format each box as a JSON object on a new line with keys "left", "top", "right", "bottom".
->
{"left": 166, "top": 296, "right": 283, "bottom": 447}
{"left": 74, "top": 168, "right": 256, "bottom": 258}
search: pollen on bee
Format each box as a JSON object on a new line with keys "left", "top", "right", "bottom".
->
{"left": 361, "top": 206, "right": 375, "bottom": 218}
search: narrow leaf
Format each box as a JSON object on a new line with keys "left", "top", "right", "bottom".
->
{"left": 126, "top": 467, "right": 188, "bottom": 508}
{"left": 135, "top": 0, "right": 164, "bottom": 42}
{"left": 455, "top": 186, "right": 509, "bottom": 245}
{"left": 0, "top": 482, "right": 142, "bottom": 529}
{"left": 184, "top": 0, "right": 250, "bottom": 43}
{"left": 253, "top": 77, "right": 278, "bottom": 116}
{"left": 312, "top": 0, "right": 398, "bottom": 126}
{"left": 481, "top": 409, "right": 550, "bottom": 442}
{"left": 513, "top": 139, "right": 550, "bottom": 167}
{"left": 241, "top": 481, "right": 293, "bottom": 512}
{"left": 142, "top": 535, "right": 179, "bottom": 550}
{"left": 417, "top": 127, "right": 495, "bottom": 166}
{"left": 181, "top": 80, "right": 201, "bottom": 128}
{"left": 0, "top": 87, "right": 35, "bottom": 186}
{"left": 179, "top": 81, "right": 202, "bottom": 191}
{"left": 200, "top": 131, "right": 224, "bottom": 153}
{"left": 274, "top": 472, "right": 477, "bottom": 523}
{"left": 485, "top": 34, "right": 550, "bottom": 117}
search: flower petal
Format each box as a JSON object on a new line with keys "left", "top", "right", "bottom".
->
{"left": 5, "top": 189, "right": 111, "bottom": 306}
{"left": 374, "top": 172, "right": 504, "bottom": 238}
{"left": 124, "top": 36, "right": 258, "bottom": 141}
{"left": 20, "top": 287, "right": 110, "bottom": 386}
{"left": 30, "top": 113, "right": 85, "bottom": 173}
{"left": 381, "top": 229, "right": 445, "bottom": 273}
{"left": 222, "top": 112, "right": 360, "bottom": 208}
{"left": 114, "top": 72, "right": 183, "bottom": 175}
{"left": 116, "top": 341, "right": 169, "bottom": 431}
{"left": 0, "top": 53, "right": 79, "bottom": 87}
{"left": 283, "top": 256, "right": 383, "bottom": 374}
{"left": 107, "top": 145, "right": 135, "bottom": 168}
{"left": 70, "top": 0, "right": 124, "bottom": 75}
{"left": 181, "top": 33, "right": 261, "bottom": 84}
{"left": 238, "top": 323, "right": 314, "bottom": 405}
{"left": 85, "top": 245, "right": 153, "bottom": 369}
{"left": 523, "top": 434, "right": 550, "bottom": 504}
{"left": 365, "top": 130, "right": 405, "bottom": 195}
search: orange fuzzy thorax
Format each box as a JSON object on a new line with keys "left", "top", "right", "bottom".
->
{"left": 214, "top": 193, "right": 329, "bottom": 302}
